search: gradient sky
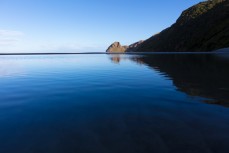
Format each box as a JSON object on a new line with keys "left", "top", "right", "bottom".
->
{"left": 0, "top": 0, "right": 202, "bottom": 53}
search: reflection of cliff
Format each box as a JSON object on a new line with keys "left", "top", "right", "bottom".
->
{"left": 110, "top": 55, "right": 121, "bottom": 64}
{"left": 109, "top": 55, "right": 141, "bottom": 64}
{"left": 108, "top": 54, "right": 229, "bottom": 106}
{"left": 131, "top": 54, "right": 229, "bottom": 106}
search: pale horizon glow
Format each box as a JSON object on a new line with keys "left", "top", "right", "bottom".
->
{"left": 0, "top": 0, "right": 202, "bottom": 53}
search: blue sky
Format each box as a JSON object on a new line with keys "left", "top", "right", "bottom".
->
{"left": 0, "top": 0, "right": 202, "bottom": 53}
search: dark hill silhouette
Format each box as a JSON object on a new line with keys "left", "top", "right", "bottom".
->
{"left": 107, "top": 0, "right": 229, "bottom": 52}
{"left": 137, "top": 0, "right": 229, "bottom": 52}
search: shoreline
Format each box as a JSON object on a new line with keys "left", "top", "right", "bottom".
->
{"left": 0, "top": 48, "right": 228, "bottom": 56}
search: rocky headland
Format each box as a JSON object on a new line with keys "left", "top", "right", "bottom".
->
{"left": 107, "top": 0, "right": 229, "bottom": 52}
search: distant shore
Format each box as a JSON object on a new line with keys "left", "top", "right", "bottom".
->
{"left": 0, "top": 48, "right": 228, "bottom": 55}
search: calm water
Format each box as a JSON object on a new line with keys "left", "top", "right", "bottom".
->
{"left": 0, "top": 54, "right": 229, "bottom": 153}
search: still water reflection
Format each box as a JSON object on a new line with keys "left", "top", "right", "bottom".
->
{"left": 0, "top": 54, "right": 229, "bottom": 153}
{"left": 110, "top": 53, "right": 229, "bottom": 106}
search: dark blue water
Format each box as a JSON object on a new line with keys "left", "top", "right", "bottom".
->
{"left": 0, "top": 54, "right": 229, "bottom": 153}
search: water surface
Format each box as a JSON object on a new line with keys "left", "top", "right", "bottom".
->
{"left": 0, "top": 54, "right": 229, "bottom": 153}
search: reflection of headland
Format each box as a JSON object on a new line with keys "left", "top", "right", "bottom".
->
{"left": 109, "top": 54, "right": 229, "bottom": 107}
{"left": 133, "top": 54, "right": 229, "bottom": 107}
{"left": 109, "top": 54, "right": 144, "bottom": 64}
{"left": 110, "top": 55, "right": 121, "bottom": 64}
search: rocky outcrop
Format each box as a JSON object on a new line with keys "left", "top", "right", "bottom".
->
{"left": 106, "top": 40, "right": 144, "bottom": 52}
{"left": 106, "top": 42, "right": 128, "bottom": 52}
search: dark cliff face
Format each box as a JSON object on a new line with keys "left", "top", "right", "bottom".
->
{"left": 137, "top": 0, "right": 229, "bottom": 52}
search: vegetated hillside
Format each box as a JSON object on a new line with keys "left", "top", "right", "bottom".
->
{"left": 137, "top": 0, "right": 229, "bottom": 52}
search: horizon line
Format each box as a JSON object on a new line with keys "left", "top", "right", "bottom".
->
{"left": 0, "top": 51, "right": 228, "bottom": 56}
